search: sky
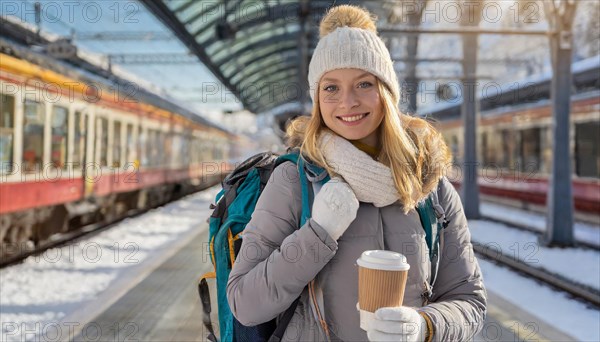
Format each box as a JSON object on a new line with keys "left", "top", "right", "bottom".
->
{"left": 1, "top": 0, "right": 597, "bottom": 125}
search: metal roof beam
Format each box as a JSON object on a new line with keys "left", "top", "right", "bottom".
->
{"left": 235, "top": 60, "right": 298, "bottom": 91}
{"left": 107, "top": 53, "right": 197, "bottom": 64}
{"left": 211, "top": 31, "right": 301, "bottom": 66}
{"left": 251, "top": 71, "right": 302, "bottom": 110}
{"left": 246, "top": 71, "right": 299, "bottom": 113}
{"left": 393, "top": 57, "right": 532, "bottom": 64}
{"left": 74, "top": 31, "right": 172, "bottom": 41}
{"left": 172, "top": 0, "right": 197, "bottom": 14}
{"left": 379, "top": 26, "right": 553, "bottom": 36}
{"left": 140, "top": 0, "right": 246, "bottom": 108}
{"left": 189, "top": 0, "right": 244, "bottom": 38}
{"left": 202, "top": 18, "right": 297, "bottom": 53}
{"left": 221, "top": 41, "right": 298, "bottom": 77}
{"left": 229, "top": 49, "right": 298, "bottom": 84}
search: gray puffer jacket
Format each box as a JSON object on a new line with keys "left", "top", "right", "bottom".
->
{"left": 227, "top": 161, "right": 486, "bottom": 341}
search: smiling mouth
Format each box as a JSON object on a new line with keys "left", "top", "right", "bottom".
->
{"left": 337, "top": 113, "right": 369, "bottom": 122}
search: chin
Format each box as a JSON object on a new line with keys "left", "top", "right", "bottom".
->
{"left": 337, "top": 130, "right": 370, "bottom": 141}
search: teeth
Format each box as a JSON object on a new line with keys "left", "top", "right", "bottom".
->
{"left": 340, "top": 114, "right": 366, "bottom": 122}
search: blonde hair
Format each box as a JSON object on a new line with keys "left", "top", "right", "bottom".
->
{"left": 285, "top": 80, "right": 452, "bottom": 212}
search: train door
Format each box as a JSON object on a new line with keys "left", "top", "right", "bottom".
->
{"left": 70, "top": 108, "right": 90, "bottom": 196}
{"left": 50, "top": 103, "right": 69, "bottom": 173}
{"left": 0, "top": 93, "right": 15, "bottom": 175}
{"left": 83, "top": 108, "right": 95, "bottom": 198}
{"left": 112, "top": 119, "right": 123, "bottom": 169}
{"left": 575, "top": 121, "right": 600, "bottom": 178}
{"left": 86, "top": 112, "right": 108, "bottom": 197}
{"left": 22, "top": 98, "right": 45, "bottom": 176}
{"left": 519, "top": 127, "right": 541, "bottom": 173}
{"left": 96, "top": 115, "right": 109, "bottom": 168}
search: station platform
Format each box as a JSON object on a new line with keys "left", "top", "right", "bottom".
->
{"left": 71, "top": 227, "right": 212, "bottom": 342}
{"left": 2, "top": 189, "right": 595, "bottom": 342}
{"left": 69, "top": 224, "right": 577, "bottom": 342}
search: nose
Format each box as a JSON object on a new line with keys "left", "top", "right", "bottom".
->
{"left": 338, "top": 88, "right": 359, "bottom": 109}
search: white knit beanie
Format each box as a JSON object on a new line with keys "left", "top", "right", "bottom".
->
{"left": 308, "top": 5, "right": 400, "bottom": 105}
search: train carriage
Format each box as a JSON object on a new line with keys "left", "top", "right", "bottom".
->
{"left": 427, "top": 56, "right": 600, "bottom": 221}
{"left": 0, "top": 30, "right": 239, "bottom": 259}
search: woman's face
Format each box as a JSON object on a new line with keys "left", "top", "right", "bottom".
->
{"left": 318, "top": 68, "right": 384, "bottom": 146}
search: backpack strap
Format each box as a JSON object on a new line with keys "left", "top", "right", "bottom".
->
{"left": 270, "top": 296, "right": 301, "bottom": 342}
{"left": 268, "top": 154, "right": 314, "bottom": 341}
{"left": 198, "top": 276, "right": 218, "bottom": 342}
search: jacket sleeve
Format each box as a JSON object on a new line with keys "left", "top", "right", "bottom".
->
{"left": 418, "top": 177, "right": 487, "bottom": 341}
{"left": 226, "top": 161, "right": 338, "bottom": 326}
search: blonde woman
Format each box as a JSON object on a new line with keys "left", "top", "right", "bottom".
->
{"left": 227, "top": 5, "right": 486, "bottom": 341}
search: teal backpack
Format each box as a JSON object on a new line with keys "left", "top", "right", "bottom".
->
{"left": 198, "top": 151, "right": 446, "bottom": 342}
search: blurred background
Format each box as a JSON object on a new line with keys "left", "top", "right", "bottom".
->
{"left": 0, "top": 1, "right": 598, "bottom": 341}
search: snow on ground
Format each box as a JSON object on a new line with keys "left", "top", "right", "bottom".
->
{"left": 0, "top": 186, "right": 220, "bottom": 342}
{"left": 481, "top": 202, "right": 600, "bottom": 248}
{"left": 1, "top": 191, "right": 598, "bottom": 341}
{"left": 471, "top": 205, "right": 600, "bottom": 341}
{"left": 470, "top": 220, "right": 600, "bottom": 291}
{"left": 478, "top": 258, "right": 600, "bottom": 342}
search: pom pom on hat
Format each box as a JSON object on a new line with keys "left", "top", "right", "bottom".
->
{"left": 308, "top": 5, "right": 400, "bottom": 105}
{"left": 319, "top": 5, "right": 377, "bottom": 37}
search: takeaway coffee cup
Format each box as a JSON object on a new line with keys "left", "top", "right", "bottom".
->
{"left": 357, "top": 250, "right": 410, "bottom": 331}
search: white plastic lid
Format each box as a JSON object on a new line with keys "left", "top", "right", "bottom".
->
{"left": 356, "top": 250, "right": 410, "bottom": 271}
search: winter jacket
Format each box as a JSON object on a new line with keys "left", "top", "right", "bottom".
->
{"left": 227, "top": 161, "right": 487, "bottom": 341}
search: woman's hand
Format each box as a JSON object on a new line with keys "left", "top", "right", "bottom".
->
{"left": 311, "top": 177, "right": 359, "bottom": 240}
{"left": 366, "top": 307, "right": 428, "bottom": 342}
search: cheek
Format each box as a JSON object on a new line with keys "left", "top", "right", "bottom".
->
{"left": 368, "top": 92, "right": 382, "bottom": 107}
{"left": 319, "top": 98, "right": 336, "bottom": 120}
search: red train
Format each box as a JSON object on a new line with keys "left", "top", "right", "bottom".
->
{"left": 0, "top": 28, "right": 243, "bottom": 258}
{"left": 428, "top": 57, "right": 600, "bottom": 221}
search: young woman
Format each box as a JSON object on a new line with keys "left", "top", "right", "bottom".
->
{"left": 227, "top": 5, "right": 486, "bottom": 341}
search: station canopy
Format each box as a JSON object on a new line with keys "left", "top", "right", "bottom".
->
{"left": 141, "top": 0, "right": 388, "bottom": 115}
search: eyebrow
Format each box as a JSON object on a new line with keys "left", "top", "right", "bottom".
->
{"left": 321, "top": 72, "right": 372, "bottom": 83}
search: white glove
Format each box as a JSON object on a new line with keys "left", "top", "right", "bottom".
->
{"left": 311, "top": 177, "right": 359, "bottom": 240}
{"left": 366, "top": 307, "right": 428, "bottom": 342}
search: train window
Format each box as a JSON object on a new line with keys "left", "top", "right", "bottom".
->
{"left": 0, "top": 94, "right": 15, "bottom": 173}
{"left": 139, "top": 126, "right": 147, "bottom": 167}
{"left": 97, "top": 117, "right": 108, "bottom": 167}
{"left": 147, "top": 129, "right": 157, "bottom": 167}
{"left": 72, "top": 111, "right": 86, "bottom": 168}
{"left": 450, "top": 135, "right": 459, "bottom": 163}
{"left": 158, "top": 131, "right": 166, "bottom": 167}
{"left": 126, "top": 124, "right": 134, "bottom": 166}
{"left": 519, "top": 128, "right": 541, "bottom": 173}
{"left": 51, "top": 105, "right": 68, "bottom": 169}
{"left": 22, "top": 100, "right": 45, "bottom": 173}
{"left": 165, "top": 133, "right": 173, "bottom": 167}
{"left": 480, "top": 132, "right": 488, "bottom": 166}
{"left": 575, "top": 122, "right": 600, "bottom": 178}
{"left": 113, "top": 121, "right": 121, "bottom": 168}
{"left": 183, "top": 135, "right": 191, "bottom": 167}
{"left": 500, "top": 130, "right": 513, "bottom": 168}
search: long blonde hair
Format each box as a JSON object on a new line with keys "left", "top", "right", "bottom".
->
{"left": 285, "top": 80, "right": 452, "bottom": 212}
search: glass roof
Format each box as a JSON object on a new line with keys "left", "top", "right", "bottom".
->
{"left": 141, "top": 0, "right": 386, "bottom": 114}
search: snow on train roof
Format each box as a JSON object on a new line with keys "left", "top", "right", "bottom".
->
{"left": 419, "top": 55, "right": 600, "bottom": 117}
{"left": 1, "top": 15, "right": 232, "bottom": 134}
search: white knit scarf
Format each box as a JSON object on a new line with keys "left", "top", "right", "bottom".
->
{"left": 318, "top": 132, "right": 400, "bottom": 207}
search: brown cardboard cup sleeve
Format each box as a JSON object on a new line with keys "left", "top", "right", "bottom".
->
{"left": 356, "top": 250, "right": 410, "bottom": 331}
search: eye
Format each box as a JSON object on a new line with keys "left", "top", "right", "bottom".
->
{"left": 323, "top": 84, "right": 338, "bottom": 92}
{"left": 358, "top": 81, "right": 373, "bottom": 89}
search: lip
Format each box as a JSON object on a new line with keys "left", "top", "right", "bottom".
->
{"left": 336, "top": 112, "right": 369, "bottom": 126}
{"left": 336, "top": 112, "right": 368, "bottom": 118}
